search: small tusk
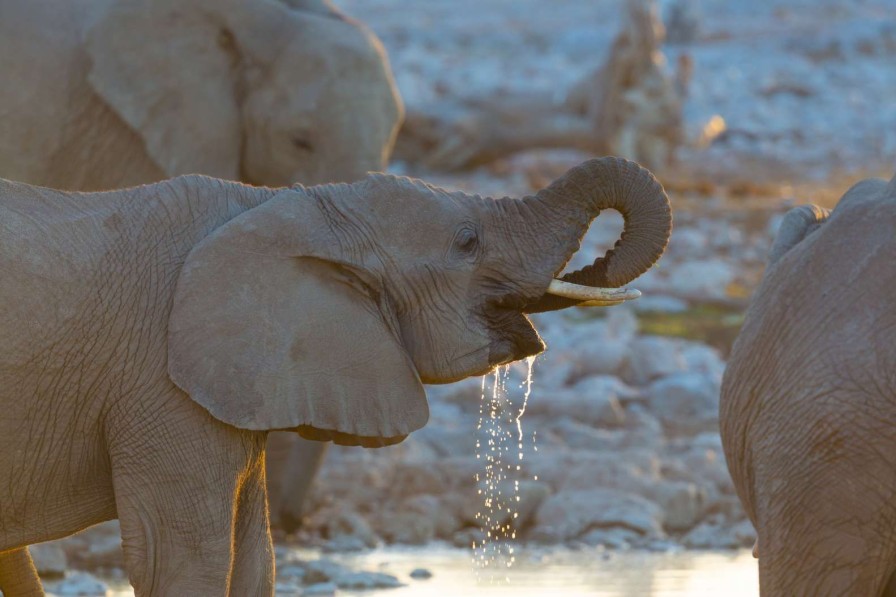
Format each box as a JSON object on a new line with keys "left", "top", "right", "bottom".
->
{"left": 546, "top": 279, "right": 642, "bottom": 302}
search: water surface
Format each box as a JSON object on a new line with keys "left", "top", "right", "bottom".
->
{"left": 332, "top": 547, "right": 759, "bottom": 596}
{"left": 59, "top": 547, "right": 758, "bottom": 596}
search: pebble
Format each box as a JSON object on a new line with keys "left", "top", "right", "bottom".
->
{"left": 302, "top": 582, "right": 338, "bottom": 596}
{"left": 50, "top": 572, "right": 109, "bottom": 596}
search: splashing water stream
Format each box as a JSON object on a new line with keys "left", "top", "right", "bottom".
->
{"left": 473, "top": 356, "right": 537, "bottom": 583}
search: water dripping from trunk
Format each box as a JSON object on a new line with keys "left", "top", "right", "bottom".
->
{"left": 473, "top": 356, "right": 538, "bottom": 584}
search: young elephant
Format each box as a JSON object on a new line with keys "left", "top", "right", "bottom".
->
{"left": 0, "top": 0, "right": 402, "bottom": 190}
{"left": 0, "top": 158, "right": 671, "bottom": 595}
{"left": 721, "top": 173, "right": 896, "bottom": 595}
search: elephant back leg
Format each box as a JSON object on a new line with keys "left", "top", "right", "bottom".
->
{"left": 759, "top": 524, "right": 896, "bottom": 596}
{"left": 754, "top": 447, "right": 896, "bottom": 595}
{"left": 266, "top": 433, "right": 328, "bottom": 533}
{"left": 0, "top": 548, "right": 44, "bottom": 596}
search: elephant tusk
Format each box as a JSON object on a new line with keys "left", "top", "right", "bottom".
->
{"left": 546, "top": 279, "right": 641, "bottom": 305}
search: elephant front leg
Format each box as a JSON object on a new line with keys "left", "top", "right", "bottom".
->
{"left": 0, "top": 548, "right": 44, "bottom": 596}
{"left": 108, "top": 398, "right": 268, "bottom": 596}
{"left": 230, "top": 456, "right": 275, "bottom": 596}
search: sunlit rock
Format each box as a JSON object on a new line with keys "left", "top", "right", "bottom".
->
{"left": 29, "top": 543, "right": 67, "bottom": 578}
{"left": 533, "top": 488, "right": 665, "bottom": 542}
{"left": 646, "top": 371, "right": 720, "bottom": 437}
{"left": 49, "top": 572, "right": 109, "bottom": 596}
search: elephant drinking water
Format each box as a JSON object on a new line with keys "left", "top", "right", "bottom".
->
{"left": 0, "top": 157, "right": 671, "bottom": 595}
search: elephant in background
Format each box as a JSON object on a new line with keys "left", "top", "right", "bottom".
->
{"left": 721, "top": 173, "right": 896, "bottom": 595}
{"left": 0, "top": 158, "right": 671, "bottom": 594}
{"left": 0, "top": 0, "right": 403, "bottom": 191}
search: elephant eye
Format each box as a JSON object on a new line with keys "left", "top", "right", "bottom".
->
{"left": 452, "top": 226, "right": 480, "bottom": 259}
{"left": 292, "top": 137, "right": 314, "bottom": 152}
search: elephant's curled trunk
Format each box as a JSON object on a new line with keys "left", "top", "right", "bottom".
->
{"left": 524, "top": 157, "right": 672, "bottom": 313}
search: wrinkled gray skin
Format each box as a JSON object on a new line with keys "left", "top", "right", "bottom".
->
{"left": 721, "top": 174, "right": 896, "bottom": 596}
{"left": 0, "top": 0, "right": 403, "bottom": 539}
{"left": 0, "top": 0, "right": 402, "bottom": 190}
{"left": 0, "top": 158, "right": 671, "bottom": 595}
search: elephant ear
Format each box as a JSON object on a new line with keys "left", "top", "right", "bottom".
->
{"left": 85, "top": 1, "right": 241, "bottom": 179}
{"left": 167, "top": 191, "right": 428, "bottom": 447}
{"left": 767, "top": 204, "right": 830, "bottom": 266}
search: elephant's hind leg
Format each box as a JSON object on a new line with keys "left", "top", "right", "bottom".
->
{"left": 0, "top": 547, "right": 44, "bottom": 596}
{"left": 756, "top": 483, "right": 896, "bottom": 597}
{"left": 759, "top": 529, "right": 895, "bottom": 597}
{"left": 230, "top": 455, "right": 275, "bottom": 596}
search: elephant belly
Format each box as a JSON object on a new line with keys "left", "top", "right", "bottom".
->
{"left": 0, "top": 385, "right": 116, "bottom": 551}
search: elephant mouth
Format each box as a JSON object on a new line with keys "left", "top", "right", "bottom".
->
{"left": 485, "top": 309, "right": 545, "bottom": 367}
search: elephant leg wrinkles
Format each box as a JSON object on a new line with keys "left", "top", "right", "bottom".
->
{"left": 0, "top": 548, "right": 43, "bottom": 596}
{"left": 230, "top": 455, "right": 274, "bottom": 596}
{"left": 108, "top": 393, "right": 268, "bottom": 596}
{"left": 754, "top": 453, "right": 896, "bottom": 596}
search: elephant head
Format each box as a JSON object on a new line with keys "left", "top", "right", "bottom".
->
{"left": 85, "top": 0, "right": 402, "bottom": 186}
{"left": 167, "top": 157, "right": 671, "bottom": 448}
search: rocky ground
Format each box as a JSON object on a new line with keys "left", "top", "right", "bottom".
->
{"left": 26, "top": 0, "right": 896, "bottom": 594}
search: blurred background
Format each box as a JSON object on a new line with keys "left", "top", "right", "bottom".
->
{"left": 20, "top": 0, "right": 894, "bottom": 594}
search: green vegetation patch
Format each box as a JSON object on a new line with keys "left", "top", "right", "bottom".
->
{"left": 638, "top": 305, "right": 745, "bottom": 356}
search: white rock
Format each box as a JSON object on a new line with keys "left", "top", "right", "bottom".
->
{"left": 302, "top": 582, "right": 338, "bottom": 596}
{"left": 666, "top": 259, "right": 736, "bottom": 301}
{"left": 566, "top": 337, "right": 630, "bottom": 380}
{"left": 651, "top": 481, "right": 705, "bottom": 532}
{"left": 29, "top": 543, "right": 67, "bottom": 578}
{"left": 321, "top": 509, "right": 379, "bottom": 549}
{"left": 51, "top": 572, "right": 108, "bottom": 596}
{"left": 681, "top": 516, "right": 755, "bottom": 550}
{"left": 680, "top": 342, "right": 726, "bottom": 381}
{"left": 647, "top": 372, "right": 720, "bottom": 436}
{"left": 666, "top": 227, "right": 708, "bottom": 257}
{"left": 578, "top": 526, "right": 640, "bottom": 549}
{"left": 604, "top": 306, "right": 640, "bottom": 342}
{"left": 275, "top": 581, "right": 303, "bottom": 595}
{"left": 374, "top": 509, "right": 436, "bottom": 545}
{"left": 547, "top": 418, "right": 630, "bottom": 451}
{"left": 529, "top": 449, "right": 660, "bottom": 495}
{"left": 533, "top": 488, "right": 665, "bottom": 541}
{"left": 527, "top": 376, "right": 637, "bottom": 427}
{"left": 333, "top": 571, "right": 403, "bottom": 590}
{"left": 626, "top": 336, "right": 687, "bottom": 386}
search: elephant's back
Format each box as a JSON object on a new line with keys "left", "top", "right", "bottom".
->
{"left": 721, "top": 189, "right": 896, "bottom": 526}
{"left": 0, "top": 0, "right": 163, "bottom": 190}
{"left": 0, "top": 180, "right": 122, "bottom": 366}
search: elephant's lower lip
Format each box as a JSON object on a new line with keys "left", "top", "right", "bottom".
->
{"left": 488, "top": 344, "right": 516, "bottom": 367}
{"left": 488, "top": 337, "right": 543, "bottom": 366}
